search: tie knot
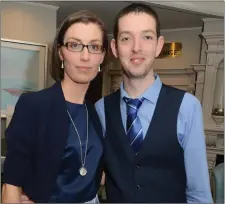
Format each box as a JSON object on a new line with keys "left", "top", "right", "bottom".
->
{"left": 123, "top": 97, "right": 144, "bottom": 111}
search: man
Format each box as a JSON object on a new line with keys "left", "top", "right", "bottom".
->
{"left": 95, "top": 3, "right": 213, "bottom": 203}
{"left": 21, "top": 3, "right": 213, "bottom": 203}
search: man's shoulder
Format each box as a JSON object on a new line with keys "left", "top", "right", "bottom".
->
{"left": 180, "top": 92, "right": 202, "bottom": 116}
{"left": 95, "top": 89, "right": 120, "bottom": 107}
{"left": 183, "top": 92, "right": 201, "bottom": 106}
{"left": 163, "top": 84, "right": 200, "bottom": 104}
{"left": 95, "top": 97, "right": 105, "bottom": 109}
{"left": 163, "top": 84, "right": 186, "bottom": 94}
{"left": 162, "top": 84, "right": 202, "bottom": 113}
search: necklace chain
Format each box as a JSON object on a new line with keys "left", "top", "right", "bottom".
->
{"left": 67, "top": 103, "right": 88, "bottom": 168}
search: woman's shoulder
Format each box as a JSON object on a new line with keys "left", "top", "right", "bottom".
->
{"left": 17, "top": 83, "right": 58, "bottom": 109}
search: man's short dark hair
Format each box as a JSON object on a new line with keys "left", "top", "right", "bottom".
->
{"left": 113, "top": 3, "right": 160, "bottom": 40}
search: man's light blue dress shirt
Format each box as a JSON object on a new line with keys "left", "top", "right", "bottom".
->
{"left": 95, "top": 75, "right": 213, "bottom": 203}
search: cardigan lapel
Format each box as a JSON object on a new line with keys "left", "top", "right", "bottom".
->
{"left": 42, "top": 82, "right": 69, "bottom": 184}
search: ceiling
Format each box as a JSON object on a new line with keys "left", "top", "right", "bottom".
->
{"left": 37, "top": 1, "right": 221, "bottom": 33}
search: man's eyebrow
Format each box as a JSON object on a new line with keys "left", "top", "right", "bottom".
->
{"left": 118, "top": 29, "right": 156, "bottom": 36}
{"left": 142, "top": 29, "right": 156, "bottom": 35}
{"left": 118, "top": 31, "right": 132, "bottom": 36}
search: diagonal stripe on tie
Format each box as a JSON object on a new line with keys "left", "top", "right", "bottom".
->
{"left": 127, "top": 113, "right": 136, "bottom": 129}
{"left": 127, "top": 116, "right": 142, "bottom": 145}
{"left": 123, "top": 96, "right": 145, "bottom": 153}
{"left": 127, "top": 104, "right": 138, "bottom": 111}
{"left": 127, "top": 117, "right": 138, "bottom": 134}
{"left": 130, "top": 128, "right": 143, "bottom": 145}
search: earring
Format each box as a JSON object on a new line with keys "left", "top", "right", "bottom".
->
{"left": 61, "top": 60, "right": 64, "bottom": 69}
{"left": 98, "top": 66, "right": 101, "bottom": 72}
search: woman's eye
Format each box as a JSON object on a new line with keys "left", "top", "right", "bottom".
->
{"left": 91, "top": 44, "right": 101, "bottom": 50}
{"left": 69, "top": 42, "right": 79, "bottom": 48}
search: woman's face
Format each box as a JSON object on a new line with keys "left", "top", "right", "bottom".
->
{"left": 59, "top": 22, "right": 105, "bottom": 84}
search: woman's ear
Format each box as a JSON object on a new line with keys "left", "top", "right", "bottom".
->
{"left": 58, "top": 47, "right": 64, "bottom": 61}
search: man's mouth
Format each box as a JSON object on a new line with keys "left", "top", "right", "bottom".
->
{"left": 130, "top": 57, "right": 145, "bottom": 65}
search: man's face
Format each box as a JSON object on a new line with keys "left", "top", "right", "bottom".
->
{"left": 111, "top": 12, "right": 164, "bottom": 79}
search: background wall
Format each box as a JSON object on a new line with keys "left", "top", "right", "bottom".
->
{"left": 105, "top": 27, "right": 203, "bottom": 71}
{"left": 1, "top": 2, "right": 58, "bottom": 140}
{"left": 154, "top": 27, "right": 203, "bottom": 70}
{"left": 1, "top": 2, "right": 58, "bottom": 87}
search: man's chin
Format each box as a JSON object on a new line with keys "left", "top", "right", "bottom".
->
{"left": 123, "top": 70, "right": 147, "bottom": 79}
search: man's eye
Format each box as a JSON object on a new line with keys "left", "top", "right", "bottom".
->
{"left": 121, "top": 37, "right": 130, "bottom": 41}
{"left": 144, "top": 36, "right": 153, "bottom": 40}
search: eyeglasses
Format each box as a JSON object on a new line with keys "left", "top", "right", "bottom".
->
{"left": 63, "top": 42, "right": 104, "bottom": 54}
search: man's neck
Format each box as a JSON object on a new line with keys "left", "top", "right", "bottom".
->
{"left": 61, "top": 76, "right": 89, "bottom": 104}
{"left": 123, "top": 73, "right": 155, "bottom": 99}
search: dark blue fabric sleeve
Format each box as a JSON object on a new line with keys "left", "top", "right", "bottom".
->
{"left": 3, "top": 93, "right": 36, "bottom": 187}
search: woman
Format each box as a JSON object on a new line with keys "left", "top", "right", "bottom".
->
{"left": 2, "top": 10, "right": 108, "bottom": 203}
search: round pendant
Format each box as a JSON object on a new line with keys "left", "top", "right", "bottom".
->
{"left": 79, "top": 167, "right": 87, "bottom": 176}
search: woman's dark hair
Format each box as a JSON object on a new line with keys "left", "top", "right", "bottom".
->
{"left": 50, "top": 10, "right": 108, "bottom": 82}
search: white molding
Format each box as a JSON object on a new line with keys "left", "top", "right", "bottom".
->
{"left": 161, "top": 27, "right": 202, "bottom": 33}
{"left": 202, "top": 32, "right": 224, "bottom": 39}
{"left": 205, "top": 49, "right": 224, "bottom": 54}
{"left": 205, "top": 128, "right": 224, "bottom": 135}
{"left": 16, "top": 2, "right": 59, "bottom": 11}
{"left": 190, "top": 64, "right": 206, "bottom": 72}
{"left": 205, "top": 125, "right": 224, "bottom": 133}
{"left": 202, "top": 18, "right": 224, "bottom": 23}
{"left": 1, "top": 38, "right": 48, "bottom": 48}
{"left": 207, "top": 147, "right": 224, "bottom": 156}
{"left": 155, "top": 68, "right": 195, "bottom": 75}
{"left": 149, "top": 1, "right": 224, "bottom": 17}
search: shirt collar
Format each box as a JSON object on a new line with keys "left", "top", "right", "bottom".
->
{"left": 120, "top": 74, "right": 162, "bottom": 104}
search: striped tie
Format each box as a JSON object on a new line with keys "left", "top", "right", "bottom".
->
{"left": 123, "top": 97, "right": 145, "bottom": 154}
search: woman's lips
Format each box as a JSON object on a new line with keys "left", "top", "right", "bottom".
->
{"left": 77, "top": 66, "right": 92, "bottom": 70}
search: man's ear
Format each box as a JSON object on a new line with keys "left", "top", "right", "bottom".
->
{"left": 110, "top": 39, "right": 118, "bottom": 58}
{"left": 155, "top": 36, "right": 164, "bottom": 58}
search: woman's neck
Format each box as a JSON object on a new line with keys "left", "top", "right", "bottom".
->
{"left": 61, "top": 78, "right": 89, "bottom": 104}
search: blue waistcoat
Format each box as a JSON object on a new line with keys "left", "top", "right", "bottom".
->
{"left": 103, "top": 84, "right": 187, "bottom": 203}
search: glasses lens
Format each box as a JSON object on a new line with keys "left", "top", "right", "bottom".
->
{"left": 66, "top": 42, "right": 83, "bottom": 52}
{"left": 65, "top": 42, "right": 104, "bottom": 53}
{"left": 88, "top": 44, "right": 103, "bottom": 53}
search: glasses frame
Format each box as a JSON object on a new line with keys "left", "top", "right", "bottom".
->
{"left": 63, "top": 42, "right": 105, "bottom": 54}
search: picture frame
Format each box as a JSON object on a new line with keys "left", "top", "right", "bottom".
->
{"left": 1, "top": 38, "right": 48, "bottom": 118}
